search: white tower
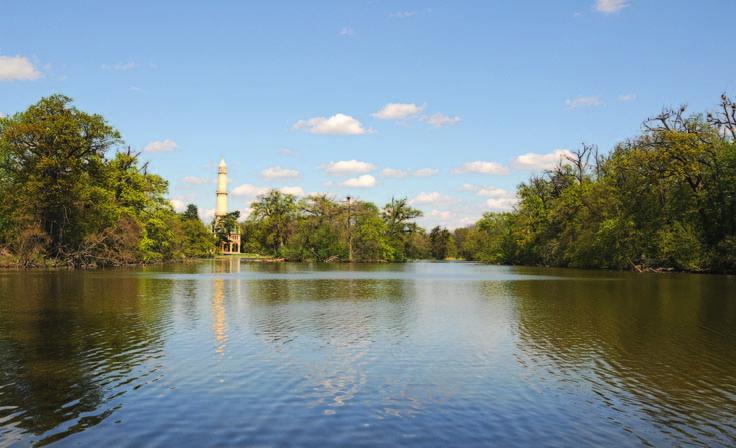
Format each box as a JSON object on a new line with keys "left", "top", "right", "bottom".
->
{"left": 216, "top": 158, "right": 228, "bottom": 217}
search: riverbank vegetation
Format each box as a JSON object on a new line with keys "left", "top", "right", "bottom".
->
{"left": 2, "top": 94, "right": 734, "bottom": 272}
{"left": 0, "top": 95, "right": 214, "bottom": 268}
{"left": 455, "top": 95, "right": 736, "bottom": 273}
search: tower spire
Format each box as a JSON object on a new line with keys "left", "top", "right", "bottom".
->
{"left": 215, "top": 159, "right": 228, "bottom": 217}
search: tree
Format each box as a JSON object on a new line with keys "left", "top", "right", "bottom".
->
{"left": 249, "top": 190, "right": 297, "bottom": 255}
{"left": 0, "top": 95, "right": 121, "bottom": 257}
{"left": 382, "top": 197, "right": 423, "bottom": 261}
{"left": 182, "top": 204, "right": 200, "bottom": 221}
{"left": 429, "top": 226, "right": 453, "bottom": 260}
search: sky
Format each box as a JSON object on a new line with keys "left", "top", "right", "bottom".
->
{"left": 2, "top": 0, "right": 735, "bottom": 228}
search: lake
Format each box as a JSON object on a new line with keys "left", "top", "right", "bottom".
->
{"left": 0, "top": 261, "right": 735, "bottom": 447}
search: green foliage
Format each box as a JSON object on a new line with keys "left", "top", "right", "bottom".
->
{"left": 429, "top": 226, "right": 454, "bottom": 260}
{"left": 0, "top": 95, "right": 217, "bottom": 267}
{"left": 243, "top": 194, "right": 422, "bottom": 262}
{"left": 213, "top": 211, "right": 240, "bottom": 247}
{"left": 455, "top": 96, "right": 736, "bottom": 273}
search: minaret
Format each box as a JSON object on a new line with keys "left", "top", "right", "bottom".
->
{"left": 216, "top": 158, "right": 228, "bottom": 217}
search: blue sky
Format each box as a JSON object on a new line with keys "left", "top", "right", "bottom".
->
{"left": 2, "top": 0, "right": 735, "bottom": 228}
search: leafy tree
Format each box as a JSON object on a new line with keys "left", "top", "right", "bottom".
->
{"left": 249, "top": 190, "right": 297, "bottom": 254}
{"left": 382, "top": 197, "right": 423, "bottom": 261}
{"left": 429, "top": 226, "right": 453, "bottom": 260}
{"left": 0, "top": 94, "right": 120, "bottom": 257}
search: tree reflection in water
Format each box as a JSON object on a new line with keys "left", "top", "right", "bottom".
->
{"left": 0, "top": 270, "right": 173, "bottom": 445}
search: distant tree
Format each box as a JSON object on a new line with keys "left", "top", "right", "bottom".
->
{"left": 182, "top": 204, "right": 200, "bottom": 221}
{"left": 382, "top": 197, "right": 423, "bottom": 261}
{"left": 250, "top": 190, "right": 297, "bottom": 254}
{"left": 213, "top": 211, "right": 240, "bottom": 248}
{"left": 429, "top": 226, "right": 452, "bottom": 260}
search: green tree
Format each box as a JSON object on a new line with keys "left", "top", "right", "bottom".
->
{"left": 0, "top": 95, "right": 121, "bottom": 257}
{"left": 429, "top": 226, "right": 453, "bottom": 260}
{"left": 249, "top": 190, "right": 297, "bottom": 255}
{"left": 382, "top": 197, "right": 423, "bottom": 261}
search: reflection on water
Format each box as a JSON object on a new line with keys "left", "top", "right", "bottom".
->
{"left": 0, "top": 262, "right": 734, "bottom": 446}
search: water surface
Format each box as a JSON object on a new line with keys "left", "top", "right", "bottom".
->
{"left": 1, "top": 261, "right": 735, "bottom": 446}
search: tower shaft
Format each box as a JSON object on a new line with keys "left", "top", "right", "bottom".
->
{"left": 216, "top": 159, "right": 228, "bottom": 217}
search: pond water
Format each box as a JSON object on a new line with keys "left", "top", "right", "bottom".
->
{"left": 0, "top": 261, "right": 735, "bottom": 447}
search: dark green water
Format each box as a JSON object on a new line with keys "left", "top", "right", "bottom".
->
{"left": 0, "top": 261, "right": 735, "bottom": 447}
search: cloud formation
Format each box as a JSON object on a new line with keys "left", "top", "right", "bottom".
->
{"left": 595, "top": 0, "right": 628, "bottom": 13}
{"left": 412, "top": 192, "right": 452, "bottom": 204}
{"left": 143, "top": 139, "right": 178, "bottom": 153}
{"left": 169, "top": 199, "right": 186, "bottom": 212}
{"left": 280, "top": 186, "right": 305, "bottom": 196}
{"left": 323, "top": 160, "right": 375, "bottom": 175}
{"left": 293, "top": 113, "right": 370, "bottom": 135}
{"left": 339, "top": 174, "right": 376, "bottom": 188}
{"left": 0, "top": 55, "right": 42, "bottom": 81}
{"left": 618, "top": 93, "right": 636, "bottom": 102}
{"left": 261, "top": 166, "right": 299, "bottom": 179}
{"left": 373, "top": 103, "right": 423, "bottom": 120}
{"left": 452, "top": 161, "right": 509, "bottom": 175}
{"left": 232, "top": 184, "right": 269, "bottom": 197}
{"left": 381, "top": 167, "right": 438, "bottom": 178}
{"left": 512, "top": 149, "right": 574, "bottom": 171}
{"left": 565, "top": 96, "right": 602, "bottom": 109}
{"left": 423, "top": 113, "right": 461, "bottom": 127}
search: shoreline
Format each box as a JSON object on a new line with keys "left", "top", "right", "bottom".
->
{"left": 2, "top": 255, "right": 733, "bottom": 276}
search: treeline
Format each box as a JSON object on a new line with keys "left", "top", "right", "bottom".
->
{"left": 0, "top": 95, "right": 214, "bottom": 268}
{"left": 3, "top": 94, "right": 735, "bottom": 272}
{"left": 238, "top": 193, "right": 431, "bottom": 261}
{"left": 454, "top": 95, "right": 736, "bottom": 273}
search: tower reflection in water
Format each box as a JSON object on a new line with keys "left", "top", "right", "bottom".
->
{"left": 211, "top": 257, "right": 242, "bottom": 355}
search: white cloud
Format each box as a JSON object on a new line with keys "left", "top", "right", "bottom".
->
{"left": 423, "top": 113, "right": 461, "bottom": 127}
{"left": 595, "top": 0, "right": 628, "bottom": 13}
{"left": 461, "top": 184, "right": 516, "bottom": 206}
{"left": 143, "top": 139, "right": 177, "bottom": 153}
{"left": 182, "top": 176, "right": 210, "bottom": 185}
{"left": 0, "top": 55, "right": 42, "bottom": 81}
{"left": 169, "top": 199, "right": 186, "bottom": 212}
{"left": 278, "top": 147, "right": 297, "bottom": 157}
{"left": 381, "top": 167, "right": 438, "bottom": 178}
{"left": 512, "top": 149, "right": 574, "bottom": 171}
{"left": 279, "top": 186, "right": 305, "bottom": 196}
{"left": 372, "top": 103, "right": 423, "bottom": 120}
{"left": 452, "top": 161, "right": 509, "bottom": 175}
{"left": 412, "top": 192, "right": 452, "bottom": 204}
{"left": 261, "top": 166, "right": 299, "bottom": 179}
{"left": 414, "top": 168, "right": 438, "bottom": 177}
{"left": 323, "top": 160, "right": 375, "bottom": 175}
{"left": 293, "top": 113, "right": 370, "bottom": 135}
{"left": 340, "top": 175, "right": 376, "bottom": 188}
{"left": 203, "top": 208, "right": 216, "bottom": 220}
{"left": 429, "top": 209, "right": 452, "bottom": 220}
{"left": 0, "top": 112, "right": 6, "bottom": 118}
{"left": 618, "top": 93, "right": 636, "bottom": 102}
{"left": 100, "top": 62, "right": 137, "bottom": 71}
{"left": 565, "top": 96, "right": 602, "bottom": 109}
{"left": 339, "top": 26, "right": 355, "bottom": 36}
{"left": 389, "top": 11, "right": 417, "bottom": 19}
{"left": 232, "top": 184, "right": 268, "bottom": 197}
{"left": 486, "top": 197, "right": 518, "bottom": 210}
{"left": 381, "top": 168, "right": 409, "bottom": 178}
